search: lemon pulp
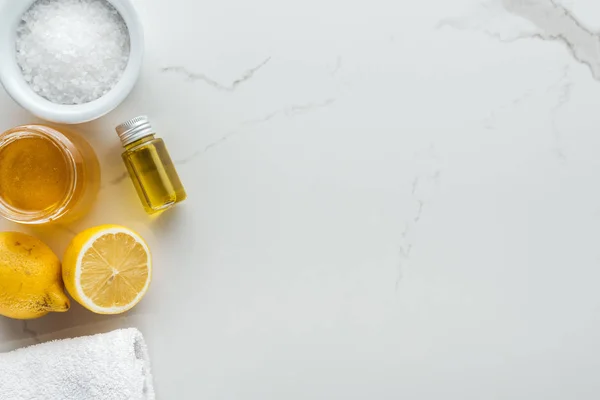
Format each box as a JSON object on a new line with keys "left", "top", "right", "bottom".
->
{"left": 63, "top": 225, "right": 152, "bottom": 314}
{"left": 81, "top": 232, "right": 149, "bottom": 308}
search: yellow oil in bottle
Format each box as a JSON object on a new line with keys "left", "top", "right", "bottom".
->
{"left": 0, "top": 136, "right": 70, "bottom": 212}
{"left": 116, "top": 116, "right": 187, "bottom": 214}
{"left": 123, "top": 137, "right": 187, "bottom": 213}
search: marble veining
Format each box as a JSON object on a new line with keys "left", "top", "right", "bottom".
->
{"left": 503, "top": 0, "right": 600, "bottom": 78}
{"left": 161, "top": 57, "right": 272, "bottom": 91}
{"left": 174, "top": 98, "right": 337, "bottom": 165}
{"left": 442, "top": 0, "right": 600, "bottom": 79}
{"left": 396, "top": 146, "right": 442, "bottom": 290}
{"left": 21, "top": 321, "right": 40, "bottom": 344}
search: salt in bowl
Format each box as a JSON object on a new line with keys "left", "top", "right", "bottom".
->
{"left": 0, "top": 0, "right": 144, "bottom": 124}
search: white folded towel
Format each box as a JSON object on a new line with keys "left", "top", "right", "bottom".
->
{"left": 0, "top": 328, "right": 155, "bottom": 400}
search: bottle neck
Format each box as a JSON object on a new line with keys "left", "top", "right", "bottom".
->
{"left": 124, "top": 134, "right": 156, "bottom": 151}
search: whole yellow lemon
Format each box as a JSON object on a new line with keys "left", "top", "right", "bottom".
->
{"left": 0, "top": 232, "right": 70, "bottom": 319}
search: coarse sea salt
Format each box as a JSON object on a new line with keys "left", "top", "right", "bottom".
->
{"left": 16, "top": 0, "right": 131, "bottom": 105}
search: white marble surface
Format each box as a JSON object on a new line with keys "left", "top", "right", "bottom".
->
{"left": 2, "top": 0, "right": 600, "bottom": 398}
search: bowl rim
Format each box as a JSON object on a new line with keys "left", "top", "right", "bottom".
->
{"left": 0, "top": 0, "right": 144, "bottom": 124}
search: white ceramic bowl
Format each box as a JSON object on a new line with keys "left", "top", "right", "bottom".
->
{"left": 0, "top": 0, "right": 144, "bottom": 124}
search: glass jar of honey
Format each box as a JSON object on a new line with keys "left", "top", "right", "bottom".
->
{"left": 0, "top": 125, "right": 100, "bottom": 224}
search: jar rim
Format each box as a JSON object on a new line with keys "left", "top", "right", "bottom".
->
{"left": 0, "top": 125, "right": 78, "bottom": 224}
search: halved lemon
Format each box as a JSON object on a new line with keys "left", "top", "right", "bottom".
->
{"left": 62, "top": 225, "right": 152, "bottom": 314}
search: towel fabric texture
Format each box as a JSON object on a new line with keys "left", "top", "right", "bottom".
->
{"left": 0, "top": 328, "right": 155, "bottom": 400}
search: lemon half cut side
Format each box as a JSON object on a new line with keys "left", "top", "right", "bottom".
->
{"left": 63, "top": 225, "right": 152, "bottom": 314}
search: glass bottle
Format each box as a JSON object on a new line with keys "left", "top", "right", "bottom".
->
{"left": 0, "top": 125, "right": 100, "bottom": 224}
{"left": 116, "top": 116, "right": 187, "bottom": 214}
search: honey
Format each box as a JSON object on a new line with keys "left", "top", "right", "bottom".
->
{"left": 0, "top": 137, "right": 70, "bottom": 212}
{"left": 0, "top": 125, "right": 100, "bottom": 224}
